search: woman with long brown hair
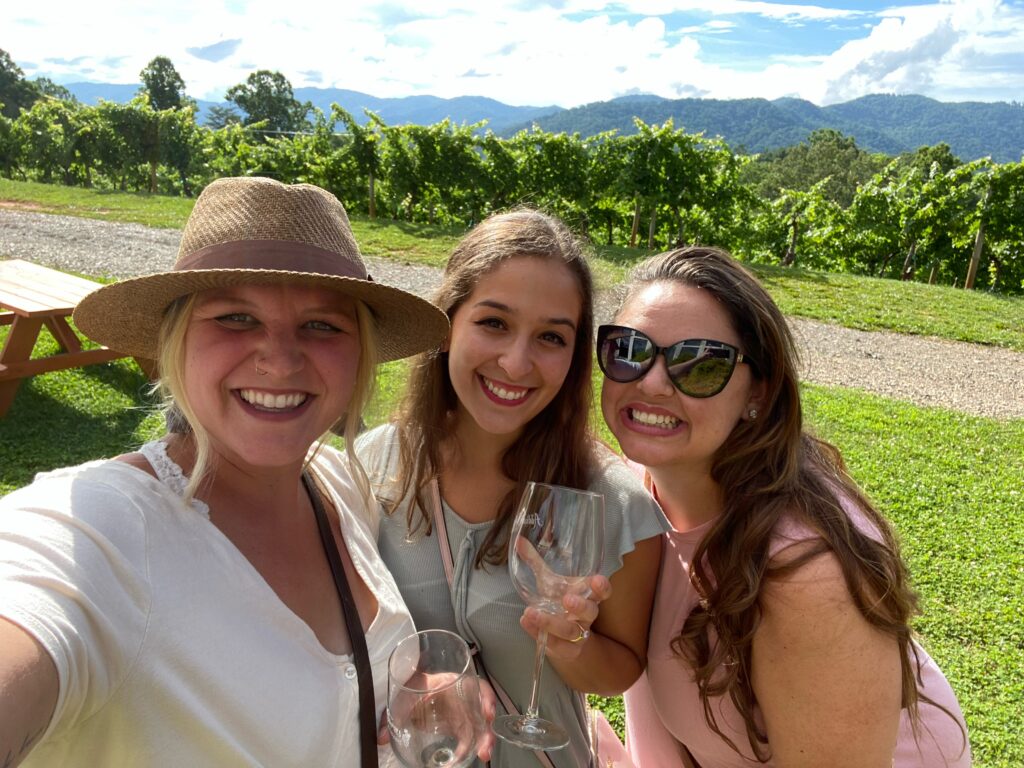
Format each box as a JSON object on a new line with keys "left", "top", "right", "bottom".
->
{"left": 358, "top": 208, "right": 668, "bottom": 767}
{"left": 598, "top": 246, "right": 969, "bottom": 767}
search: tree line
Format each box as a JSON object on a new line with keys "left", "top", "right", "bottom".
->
{"left": 1, "top": 52, "right": 1021, "bottom": 294}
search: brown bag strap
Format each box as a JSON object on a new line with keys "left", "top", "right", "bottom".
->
{"left": 305, "top": 471, "right": 378, "bottom": 768}
{"left": 427, "top": 479, "right": 558, "bottom": 768}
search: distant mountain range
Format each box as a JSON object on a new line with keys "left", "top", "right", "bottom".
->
{"left": 518, "top": 93, "right": 1024, "bottom": 163}
{"left": 294, "top": 88, "right": 559, "bottom": 134}
{"left": 63, "top": 82, "right": 560, "bottom": 136}
{"left": 64, "top": 83, "right": 1023, "bottom": 163}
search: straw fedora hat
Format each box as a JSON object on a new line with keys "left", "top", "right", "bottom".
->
{"left": 74, "top": 176, "right": 448, "bottom": 362}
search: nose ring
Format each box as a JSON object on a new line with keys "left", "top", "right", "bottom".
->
{"left": 255, "top": 358, "right": 268, "bottom": 376}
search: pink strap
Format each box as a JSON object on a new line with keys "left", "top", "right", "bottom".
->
{"left": 427, "top": 480, "right": 558, "bottom": 768}
{"left": 430, "top": 480, "right": 456, "bottom": 585}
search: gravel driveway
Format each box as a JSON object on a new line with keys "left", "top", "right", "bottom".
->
{"left": 2, "top": 209, "right": 1022, "bottom": 420}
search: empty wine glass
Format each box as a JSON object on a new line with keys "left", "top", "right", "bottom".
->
{"left": 387, "top": 629, "right": 485, "bottom": 768}
{"left": 491, "top": 482, "right": 605, "bottom": 751}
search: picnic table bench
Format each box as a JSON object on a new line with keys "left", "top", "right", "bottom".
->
{"left": 0, "top": 259, "right": 154, "bottom": 417}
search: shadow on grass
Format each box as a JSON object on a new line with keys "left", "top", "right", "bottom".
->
{"left": 590, "top": 243, "right": 649, "bottom": 269}
{"left": 77, "top": 356, "right": 157, "bottom": 398}
{"left": 748, "top": 262, "right": 834, "bottom": 286}
{"left": 353, "top": 216, "right": 466, "bottom": 240}
{"left": 0, "top": 363, "right": 159, "bottom": 491}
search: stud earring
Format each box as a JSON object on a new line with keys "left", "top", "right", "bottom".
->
{"left": 748, "top": 408, "right": 758, "bottom": 420}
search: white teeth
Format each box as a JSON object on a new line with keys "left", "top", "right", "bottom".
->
{"left": 484, "top": 377, "right": 528, "bottom": 401}
{"left": 239, "top": 389, "right": 307, "bottom": 410}
{"left": 630, "top": 409, "right": 680, "bottom": 429}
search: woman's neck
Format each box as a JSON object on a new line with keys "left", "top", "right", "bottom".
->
{"left": 439, "top": 416, "right": 518, "bottom": 524}
{"left": 647, "top": 462, "right": 724, "bottom": 533}
{"left": 448, "top": 412, "right": 518, "bottom": 474}
{"left": 165, "top": 433, "right": 308, "bottom": 522}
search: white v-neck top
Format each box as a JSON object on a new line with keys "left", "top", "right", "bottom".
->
{"left": 0, "top": 441, "right": 413, "bottom": 767}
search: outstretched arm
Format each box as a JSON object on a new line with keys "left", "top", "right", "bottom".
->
{"left": 752, "top": 545, "right": 902, "bottom": 768}
{"left": 0, "top": 618, "right": 58, "bottom": 767}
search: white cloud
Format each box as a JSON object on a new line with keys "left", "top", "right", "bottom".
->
{"left": 812, "top": 0, "right": 1024, "bottom": 103}
{"left": 3, "top": 0, "right": 1022, "bottom": 106}
{"left": 613, "top": 0, "right": 864, "bottom": 22}
{"left": 606, "top": 0, "right": 1024, "bottom": 105}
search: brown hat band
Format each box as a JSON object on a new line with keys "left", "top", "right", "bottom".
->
{"left": 175, "top": 240, "right": 368, "bottom": 279}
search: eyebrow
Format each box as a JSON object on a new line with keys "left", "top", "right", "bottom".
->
{"left": 474, "top": 299, "right": 577, "bottom": 331}
{"left": 197, "top": 295, "right": 356, "bottom": 318}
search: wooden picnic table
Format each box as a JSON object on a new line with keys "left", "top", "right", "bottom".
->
{"left": 0, "top": 259, "right": 154, "bottom": 417}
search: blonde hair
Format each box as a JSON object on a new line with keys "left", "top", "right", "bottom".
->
{"left": 156, "top": 289, "right": 379, "bottom": 502}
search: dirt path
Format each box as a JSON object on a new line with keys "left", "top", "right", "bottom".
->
{"left": 2, "top": 209, "right": 1021, "bottom": 420}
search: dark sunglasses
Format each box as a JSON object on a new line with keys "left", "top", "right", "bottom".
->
{"left": 596, "top": 324, "right": 752, "bottom": 398}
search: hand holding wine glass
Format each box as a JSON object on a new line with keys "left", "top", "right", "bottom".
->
{"left": 517, "top": 568, "right": 612, "bottom": 662}
{"left": 492, "top": 482, "right": 605, "bottom": 751}
{"left": 387, "top": 629, "right": 489, "bottom": 768}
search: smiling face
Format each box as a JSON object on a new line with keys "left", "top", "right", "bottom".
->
{"left": 601, "top": 281, "right": 763, "bottom": 477}
{"left": 181, "top": 282, "right": 361, "bottom": 474}
{"left": 446, "top": 256, "right": 582, "bottom": 446}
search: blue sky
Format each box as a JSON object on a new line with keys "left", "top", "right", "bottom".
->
{"left": 4, "top": 0, "right": 1023, "bottom": 107}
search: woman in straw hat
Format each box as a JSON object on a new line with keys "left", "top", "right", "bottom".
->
{"left": 0, "top": 177, "right": 492, "bottom": 767}
{"left": 356, "top": 208, "right": 669, "bottom": 768}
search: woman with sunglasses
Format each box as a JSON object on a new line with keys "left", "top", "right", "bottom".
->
{"left": 598, "top": 247, "right": 970, "bottom": 767}
{"left": 357, "top": 209, "right": 668, "bottom": 767}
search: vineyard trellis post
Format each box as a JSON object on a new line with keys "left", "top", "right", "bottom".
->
{"left": 965, "top": 185, "right": 990, "bottom": 290}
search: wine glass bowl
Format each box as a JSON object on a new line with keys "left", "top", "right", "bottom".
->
{"left": 492, "top": 482, "right": 605, "bottom": 751}
{"left": 387, "top": 629, "right": 485, "bottom": 768}
{"left": 509, "top": 505, "right": 602, "bottom": 614}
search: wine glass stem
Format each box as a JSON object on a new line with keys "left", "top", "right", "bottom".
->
{"left": 525, "top": 628, "right": 548, "bottom": 719}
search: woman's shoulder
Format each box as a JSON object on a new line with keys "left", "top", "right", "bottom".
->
{"left": 589, "top": 444, "right": 655, "bottom": 500}
{"left": 771, "top": 477, "right": 885, "bottom": 558}
{"left": 587, "top": 442, "right": 670, "bottom": 536}
{"left": 309, "top": 444, "right": 354, "bottom": 482}
{"left": 355, "top": 422, "right": 399, "bottom": 449}
{"left": 353, "top": 422, "right": 402, "bottom": 474}
{"left": 3, "top": 457, "right": 166, "bottom": 513}
{"left": 309, "top": 445, "right": 383, "bottom": 537}
{"left": 1, "top": 457, "right": 171, "bottom": 575}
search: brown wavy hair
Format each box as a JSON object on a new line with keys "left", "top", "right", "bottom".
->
{"left": 387, "top": 208, "right": 597, "bottom": 566}
{"left": 617, "top": 246, "right": 958, "bottom": 760}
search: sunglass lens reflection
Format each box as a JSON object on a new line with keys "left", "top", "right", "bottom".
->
{"left": 600, "top": 331, "right": 652, "bottom": 381}
{"left": 665, "top": 344, "right": 737, "bottom": 397}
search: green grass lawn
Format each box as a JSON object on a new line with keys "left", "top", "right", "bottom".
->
{"left": 3, "top": 178, "right": 1023, "bottom": 351}
{"left": 0, "top": 178, "right": 196, "bottom": 229}
{"left": 754, "top": 263, "right": 1024, "bottom": 351}
{"left": 803, "top": 386, "right": 1023, "bottom": 766}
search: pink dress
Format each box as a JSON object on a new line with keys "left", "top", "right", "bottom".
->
{"left": 625, "top": 475, "right": 971, "bottom": 768}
